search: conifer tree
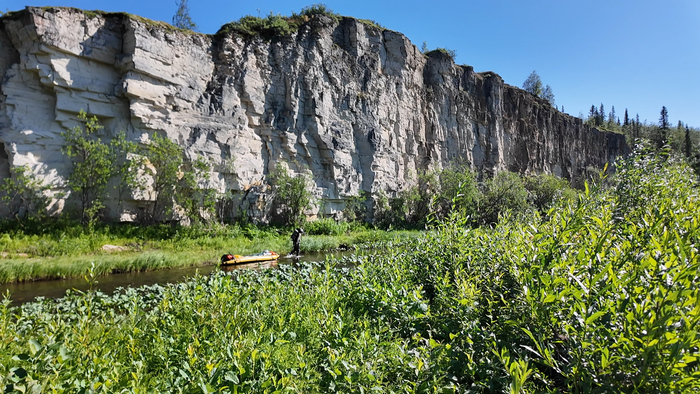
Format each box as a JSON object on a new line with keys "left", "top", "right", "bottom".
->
{"left": 656, "top": 106, "right": 670, "bottom": 148}
{"left": 173, "top": 0, "right": 197, "bottom": 31}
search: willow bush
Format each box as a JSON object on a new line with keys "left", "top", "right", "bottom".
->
{"left": 0, "top": 148, "right": 697, "bottom": 392}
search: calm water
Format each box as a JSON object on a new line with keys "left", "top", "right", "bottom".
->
{"left": 0, "top": 250, "right": 354, "bottom": 305}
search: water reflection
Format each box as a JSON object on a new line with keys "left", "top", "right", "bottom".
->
{"left": 0, "top": 250, "right": 354, "bottom": 305}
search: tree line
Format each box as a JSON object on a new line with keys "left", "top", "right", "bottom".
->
{"left": 583, "top": 103, "right": 699, "bottom": 163}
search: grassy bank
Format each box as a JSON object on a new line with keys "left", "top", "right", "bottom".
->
{"left": 0, "top": 149, "right": 698, "bottom": 392}
{"left": 0, "top": 221, "right": 418, "bottom": 283}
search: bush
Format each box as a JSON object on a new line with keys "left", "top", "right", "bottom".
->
{"left": 304, "top": 218, "right": 350, "bottom": 236}
{"left": 0, "top": 165, "right": 50, "bottom": 221}
{"left": 218, "top": 4, "right": 340, "bottom": 39}
{"left": 267, "top": 164, "right": 312, "bottom": 228}
{"left": 477, "top": 171, "right": 529, "bottom": 225}
{"left": 524, "top": 173, "right": 577, "bottom": 212}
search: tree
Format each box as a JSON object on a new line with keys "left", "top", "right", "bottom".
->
{"left": 421, "top": 41, "right": 429, "bottom": 54}
{"left": 136, "top": 133, "right": 214, "bottom": 223}
{"left": 477, "top": 171, "right": 529, "bottom": 225}
{"left": 624, "top": 109, "right": 629, "bottom": 126}
{"left": 655, "top": 106, "right": 670, "bottom": 148}
{"left": 608, "top": 106, "right": 616, "bottom": 128}
{"left": 62, "top": 111, "right": 122, "bottom": 225}
{"left": 522, "top": 70, "right": 555, "bottom": 105}
{"left": 542, "top": 84, "right": 555, "bottom": 105}
{"left": 659, "top": 106, "right": 670, "bottom": 129}
{"left": 685, "top": 126, "right": 692, "bottom": 158}
{"left": 172, "top": 0, "right": 197, "bottom": 31}
{"left": 522, "top": 70, "right": 543, "bottom": 98}
{"left": 268, "top": 164, "right": 312, "bottom": 227}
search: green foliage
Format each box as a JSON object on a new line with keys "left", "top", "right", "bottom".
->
{"left": 135, "top": 133, "right": 215, "bottom": 224}
{"left": 296, "top": 3, "right": 340, "bottom": 20}
{"left": 433, "top": 164, "right": 479, "bottom": 220}
{"left": 1, "top": 148, "right": 698, "bottom": 391}
{"left": 357, "top": 18, "right": 385, "bottom": 30}
{"left": 172, "top": 0, "right": 197, "bottom": 31}
{"left": 426, "top": 47, "right": 456, "bottom": 61}
{"left": 304, "top": 217, "right": 350, "bottom": 236}
{"left": 342, "top": 191, "right": 369, "bottom": 223}
{"left": 217, "top": 4, "right": 340, "bottom": 39}
{"left": 477, "top": 171, "right": 529, "bottom": 225}
{"left": 176, "top": 157, "right": 217, "bottom": 224}
{"left": 523, "top": 173, "right": 577, "bottom": 212}
{"left": 372, "top": 166, "right": 572, "bottom": 229}
{"left": 0, "top": 165, "right": 49, "bottom": 221}
{"left": 268, "top": 164, "right": 313, "bottom": 227}
{"left": 523, "top": 70, "right": 555, "bottom": 105}
{"left": 62, "top": 111, "right": 125, "bottom": 226}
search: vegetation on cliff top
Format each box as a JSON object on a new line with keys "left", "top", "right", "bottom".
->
{"left": 216, "top": 4, "right": 342, "bottom": 39}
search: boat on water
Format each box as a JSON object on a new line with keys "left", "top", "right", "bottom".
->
{"left": 220, "top": 250, "right": 279, "bottom": 265}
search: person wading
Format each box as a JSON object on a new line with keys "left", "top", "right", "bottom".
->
{"left": 291, "top": 228, "right": 304, "bottom": 256}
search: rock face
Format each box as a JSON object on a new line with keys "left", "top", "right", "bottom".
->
{"left": 0, "top": 7, "right": 628, "bottom": 220}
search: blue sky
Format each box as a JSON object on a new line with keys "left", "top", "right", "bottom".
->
{"left": 4, "top": 0, "right": 699, "bottom": 127}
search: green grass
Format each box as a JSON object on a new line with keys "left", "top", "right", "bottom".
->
{"left": 0, "top": 221, "right": 420, "bottom": 283}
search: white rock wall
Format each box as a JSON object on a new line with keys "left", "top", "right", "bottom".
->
{"left": 0, "top": 7, "right": 628, "bottom": 221}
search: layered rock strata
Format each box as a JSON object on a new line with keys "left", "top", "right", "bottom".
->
{"left": 0, "top": 7, "right": 628, "bottom": 220}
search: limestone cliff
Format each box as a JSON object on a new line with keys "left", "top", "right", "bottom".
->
{"left": 0, "top": 7, "right": 628, "bottom": 220}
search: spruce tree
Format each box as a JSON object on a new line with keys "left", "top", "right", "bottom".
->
{"left": 656, "top": 106, "right": 670, "bottom": 149}
{"left": 173, "top": 0, "right": 197, "bottom": 31}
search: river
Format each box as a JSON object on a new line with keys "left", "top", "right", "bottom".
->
{"left": 0, "top": 250, "right": 354, "bottom": 305}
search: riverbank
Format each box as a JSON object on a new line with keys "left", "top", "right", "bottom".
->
{"left": 0, "top": 221, "right": 419, "bottom": 283}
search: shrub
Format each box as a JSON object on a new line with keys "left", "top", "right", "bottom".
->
{"left": 217, "top": 5, "right": 340, "bottom": 39}
{"left": 434, "top": 164, "right": 480, "bottom": 222}
{"left": 134, "top": 133, "right": 215, "bottom": 223}
{"left": 524, "top": 173, "right": 577, "bottom": 212}
{"left": 477, "top": 171, "right": 529, "bottom": 225}
{"left": 267, "top": 164, "right": 312, "bottom": 227}
{"left": 426, "top": 48, "right": 456, "bottom": 61}
{"left": 62, "top": 111, "right": 127, "bottom": 225}
{"left": 0, "top": 165, "right": 50, "bottom": 221}
{"left": 305, "top": 218, "right": 350, "bottom": 236}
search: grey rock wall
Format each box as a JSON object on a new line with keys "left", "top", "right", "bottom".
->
{"left": 0, "top": 7, "right": 628, "bottom": 220}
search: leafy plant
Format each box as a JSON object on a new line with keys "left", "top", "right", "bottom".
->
{"left": 217, "top": 4, "right": 340, "bottom": 39}
{"left": 134, "top": 133, "right": 215, "bottom": 223}
{"left": 0, "top": 165, "right": 49, "bottom": 221}
{"left": 267, "top": 164, "right": 313, "bottom": 227}
{"left": 477, "top": 170, "right": 529, "bottom": 225}
{"left": 62, "top": 111, "right": 128, "bottom": 226}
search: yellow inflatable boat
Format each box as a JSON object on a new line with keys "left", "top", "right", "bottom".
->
{"left": 220, "top": 250, "right": 279, "bottom": 265}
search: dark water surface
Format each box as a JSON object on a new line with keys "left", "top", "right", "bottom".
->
{"left": 0, "top": 250, "right": 354, "bottom": 305}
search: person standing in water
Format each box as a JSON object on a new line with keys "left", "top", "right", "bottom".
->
{"left": 291, "top": 228, "right": 304, "bottom": 256}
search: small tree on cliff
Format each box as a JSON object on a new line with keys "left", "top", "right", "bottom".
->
{"left": 522, "top": 70, "right": 555, "bottom": 105}
{"left": 172, "top": 0, "right": 197, "bottom": 31}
